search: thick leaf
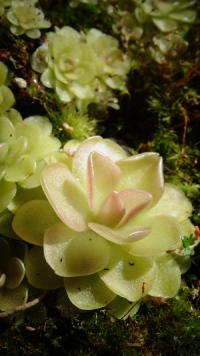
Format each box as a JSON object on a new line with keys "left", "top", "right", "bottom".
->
{"left": 44, "top": 223, "right": 110, "bottom": 277}
{"left": 169, "top": 10, "right": 196, "bottom": 24}
{"left": 99, "top": 246, "right": 155, "bottom": 302}
{"left": 152, "top": 18, "right": 177, "bottom": 32}
{"left": 6, "top": 136, "right": 27, "bottom": 165}
{"left": 8, "top": 186, "right": 45, "bottom": 213}
{"left": 4, "top": 257, "right": 25, "bottom": 289}
{"left": 148, "top": 254, "right": 181, "bottom": 298}
{"left": 5, "top": 154, "right": 36, "bottom": 182}
{"left": 12, "top": 200, "right": 59, "bottom": 246}
{"left": 87, "top": 152, "right": 121, "bottom": 212}
{"left": 25, "top": 246, "right": 63, "bottom": 290}
{"left": 98, "top": 191, "right": 125, "bottom": 226}
{"left": 0, "top": 284, "right": 28, "bottom": 311}
{"left": 89, "top": 222, "right": 150, "bottom": 244}
{"left": 64, "top": 274, "right": 115, "bottom": 310}
{"left": 117, "top": 189, "right": 152, "bottom": 226}
{"left": 41, "top": 163, "right": 90, "bottom": 232}
{"left": 0, "top": 143, "right": 8, "bottom": 163}
{"left": 126, "top": 214, "right": 181, "bottom": 256}
{"left": 72, "top": 136, "right": 127, "bottom": 188}
{"left": 0, "top": 87, "right": 15, "bottom": 113}
{"left": 25, "top": 116, "right": 52, "bottom": 136}
{"left": 0, "top": 180, "right": 16, "bottom": 213}
{"left": 117, "top": 152, "right": 164, "bottom": 206}
{"left": 0, "top": 115, "right": 15, "bottom": 143}
{"left": 149, "top": 183, "right": 193, "bottom": 222}
{"left": 19, "top": 161, "right": 46, "bottom": 189}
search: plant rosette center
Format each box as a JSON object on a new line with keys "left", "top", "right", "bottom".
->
{"left": 12, "top": 136, "right": 194, "bottom": 313}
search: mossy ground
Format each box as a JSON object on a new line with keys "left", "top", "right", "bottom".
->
{"left": 0, "top": 1, "right": 200, "bottom": 355}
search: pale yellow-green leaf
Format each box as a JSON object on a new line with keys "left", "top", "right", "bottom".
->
{"left": 0, "top": 180, "right": 16, "bottom": 213}
{"left": 72, "top": 136, "right": 128, "bottom": 188}
{"left": 89, "top": 222, "right": 150, "bottom": 245}
{"left": 12, "top": 200, "right": 59, "bottom": 246}
{"left": 99, "top": 246, "right": 155, "bottom": 302}
{"left": 126, "top": 214, "right": 181, "bottom": 256}
{"left": 0, "top": 284, "right": 28, "bottom": 311}
{"left": 25, "top": 246, "right": 63, "bottom": 290}
{"left": 149, "top": 183, "right": 193, "bottom": 222}
{"left": 64, "top": 274, "right": 115, "bottom": 310}
{"left": 148, "top": 254, "right": 181, "bottom": 298}
{"left": 117, "top": 152, "right": 164, "bottom": 206}
{"left": 87, "top": 151, "right": 121, "bottom": 212}
{"left": 44, "top": 223, "right": 110, "bottom": 277}
{"left": 5, "top": 154, "right": 36, "bottom": 182}
{"left": 4, "top": 257, "right": 25, "bottom": 289}
{"left": 41, "top": 163, "right": 90, "bottom": 232}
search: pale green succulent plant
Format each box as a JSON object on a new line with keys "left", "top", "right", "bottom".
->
{"left": 6, "top": 0, "right": 51, "bottom": 39}
{"left": 113, "top": 0, "right": 197, "bottom": 63}
{"left": 12, "top": 136, "right": 194, "bottom": 316}
{"left": 32, "top": 27, "right": 130, "bottom": 112}
{"left": 0, "top": 107, "right": 62, "bottom": 213}
{"left": 0, "top": 111, "right": 61, "bottom": 184}
{"left": 0, "top": 237, "right": 28, "bottom": 311}
{"left": 133, "top": 0, "right": 196, "bottom": 33}
{"left": 134, "top": 0, "right": 196, "bottom": 63}
{"left": 0, "top": 62, "right": 15, "bottom": 113}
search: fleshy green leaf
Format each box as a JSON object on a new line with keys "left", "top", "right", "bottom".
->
{"left": 64, "top": 274, "right": 115, "bottom": 310}
{"left": 117, "top": 153, "right": 164, "bottom": 206}
{"left": 25, "top": 246, "right": 63, "bottom": 290}
{"left": 148, "top": 254, "right": 181, "bottom": 298}
{"left": 41, "top": 163, "right": 90, "bottom": 232}
{"left": 98, "top": 191, "right": 125, "bottom": 227}
{"left": 152, "top": 18, "right": 178, "bottom": 32}
{"left": 149, "top": 183, "right": 193, "bottom": 222}
{"left": 0, "top": 143, "right": 8, "bottom": 163}
{"left": 6, "top": 136, "right": 27, "bottom": 165}
{"left": 87, "top": 152, "right": 121, "bottom": 212}
{"left": 8, "top": 186, "right": 45, "bottom": 213}
{"left": 0, "top": 115, "right": 15, "bottom": 143}
{"left": 117, "top": 189, "right": 152, "bottom": 226}
{"left": 4, "top": 257, "right": 25, "bottom": 289}
{"left": 5, "top": 154, "right": 36, "bottom": 182}
{"left": 0, "top": 86, "right": 15, "bottom": 112}
{"left": 72, "top": 136, "right": 128, "bottom": 188}
{"left": 12, "top": 200, "right": 59, "bottom": 246}
{"left": 44, "top": 223, "right": 110, "bottom": 277}
{"left": 0, "top": 180, "right": 16, "bottom": 213}
{"left": 126, "top": 214, "right": 181, "bottom": 256}
{"left": 0, "top": 284, "right": 28, "bottom": 311}
{"left": 99, "top": 246, "right": 155, "bottom": 302}
{"left": 89, "top": 222, "right": 150, "bottom": 245}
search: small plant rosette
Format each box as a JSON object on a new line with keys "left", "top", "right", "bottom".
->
{"left": 12, "top": 136, "right": 195, "bottom": 317}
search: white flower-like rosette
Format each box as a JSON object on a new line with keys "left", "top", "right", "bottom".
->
{"left": 13, "top": 136, "right": 193, "bottom": 313}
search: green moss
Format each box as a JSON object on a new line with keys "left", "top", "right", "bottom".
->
{"left": 0, "top": 285, "right": 199, "bottom": 355}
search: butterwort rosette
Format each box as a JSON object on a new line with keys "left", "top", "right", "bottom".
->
{"left": 13, "top": 136, "right": 194, "bottom": 315}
